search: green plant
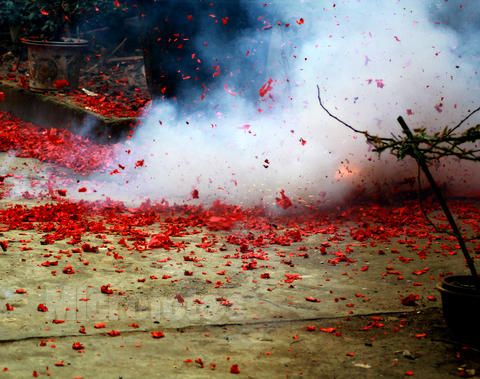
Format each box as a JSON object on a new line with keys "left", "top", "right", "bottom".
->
{"left": 317, "top": 85, "right": 480, "bottom": 288}
{"left": 12, "top": 0, "right": 121, "bottom": 40}
{"left": 0, "top": 0, "right": 26, "bottom": 26}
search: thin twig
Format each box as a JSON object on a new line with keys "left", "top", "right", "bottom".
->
{"left": 449, "top": 105, "right": 480, "bottom": 134}
{"left": 316, "top": 85, "right": 367, "bottom": 135}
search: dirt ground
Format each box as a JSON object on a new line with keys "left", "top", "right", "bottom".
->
{"left": 0, "top": 154, "right": 479, "bottom": 378}
{"left": 0, "top": 39, "right": 480, "bottom": 379}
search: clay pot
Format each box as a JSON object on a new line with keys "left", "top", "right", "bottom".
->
{"left": 22, "top": 38, "right": 88, "bottom": 92}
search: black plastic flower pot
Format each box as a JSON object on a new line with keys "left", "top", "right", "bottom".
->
{"left": 437, "top": 275, "right": 480, "bottom": 339}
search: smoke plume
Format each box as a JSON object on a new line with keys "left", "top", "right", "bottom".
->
{"left": 81, "top": 0, "right": 480, "bottom": 208}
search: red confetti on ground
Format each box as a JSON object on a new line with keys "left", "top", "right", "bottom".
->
{"left": 62, "top": 264, "right": 75, "bottom": 274}
{"left": 230, "top": 364, "right": 240, "bottom": 374}
{"left": 54, "top": 79, "right": 69, "bottom": 90}
{"left": 0, "top": 112, "right": 114, "bottom": 174}
{"left": 62, "top": 89, "right": 149, "bottom": 118}
{"left": 319, "top": 327, "right": 336, "bottom": 333}
{"left": 0, "top": 240, "right": 8, "bottom": 251}
{"left": 37, "top": 304, "right": 48, "bottom": 312}
{"left": 401, "top": 294, "right": 420, "bottom": 306}
{"left": 151, "top": 331, "right": 165, "bottom": 339}
{"left": 72, "top": 342, "right": 84, "bottom": 350}
{"left": 100, "top": 284, "right": 113, "bottom": 294}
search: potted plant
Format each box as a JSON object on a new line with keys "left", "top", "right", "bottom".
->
{"left": 317, "top": 87, "right": 480, "bottom": 339}
{"left": 0, "top": 0, "right": 25, "bottom": 43}
{"left": 17, "top": 0, "right": 118, "bottom": 91}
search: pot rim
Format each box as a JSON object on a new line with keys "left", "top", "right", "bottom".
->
{"left": 437, "top": 274, "right": 480, "bottom": 296}
{"left": 437, "top": 283, "right": 480, "bottom": 297}
{"left": 21, "top": 38, "right": 88, "bottom": 47}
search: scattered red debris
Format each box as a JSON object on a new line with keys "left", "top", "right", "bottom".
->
{"left": 401, "top": 294, "right": 420, "bottom": 306}
{"left": 230, "top": 364, "right": 240, "bottom": 374}
{"left": 275, "top": 189, "right": 293, "bottom": 209}
{"left": 259, "top": 78, "right": 274, "bottom": 97}
{"left": 64, "top": 89, "right": 148, "bottom": 118}
{"left": 54, "top": 79, "right": 69, "bottom": 90}
{"left": 284, "top": 273, "right": 302, "bottom": 283}
{"left": 62, "top": 264, "right": 75, "bottom": 274}
{"left": 72, "top": 342, "right": 84, "bottom": 350}
{"left": 175, "top": 294, "right": 185, "bottom": 305}
{"left": 0, "top": 240, "right": 8, "bottom": 252}
{"left": 151, "top": 331, "right": 165, "bottom": 339}
{"left": 148, "top": 232, "right": 175, "bottom": 249}
{"left": 100, "top": 284, "right": 113, "bottom": 294}
{"left": 37, "top": 304, "right": 48, "bottom": 312}
{"left": 195, "top": 357, "right": 204, "bottom": 368}
{"left": 319, "top": 327, "right": 336, "bottom": 333}
{"left": 412, "top": 267, "right": 430, "bottom": 275}
{"left": 0, "top": 112, "right": 114, "bottom": 174}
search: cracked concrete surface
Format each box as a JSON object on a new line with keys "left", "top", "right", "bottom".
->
{"left": 0, "top": 154, "right": 479, "bottom": 378}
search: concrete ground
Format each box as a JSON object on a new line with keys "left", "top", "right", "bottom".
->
{"left": 0, "top": 153, "right": 479, "bottom": 378}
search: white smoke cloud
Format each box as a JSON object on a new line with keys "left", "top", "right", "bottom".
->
{"left": 80, "top": 0, "right": 480, "bottom": 208}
